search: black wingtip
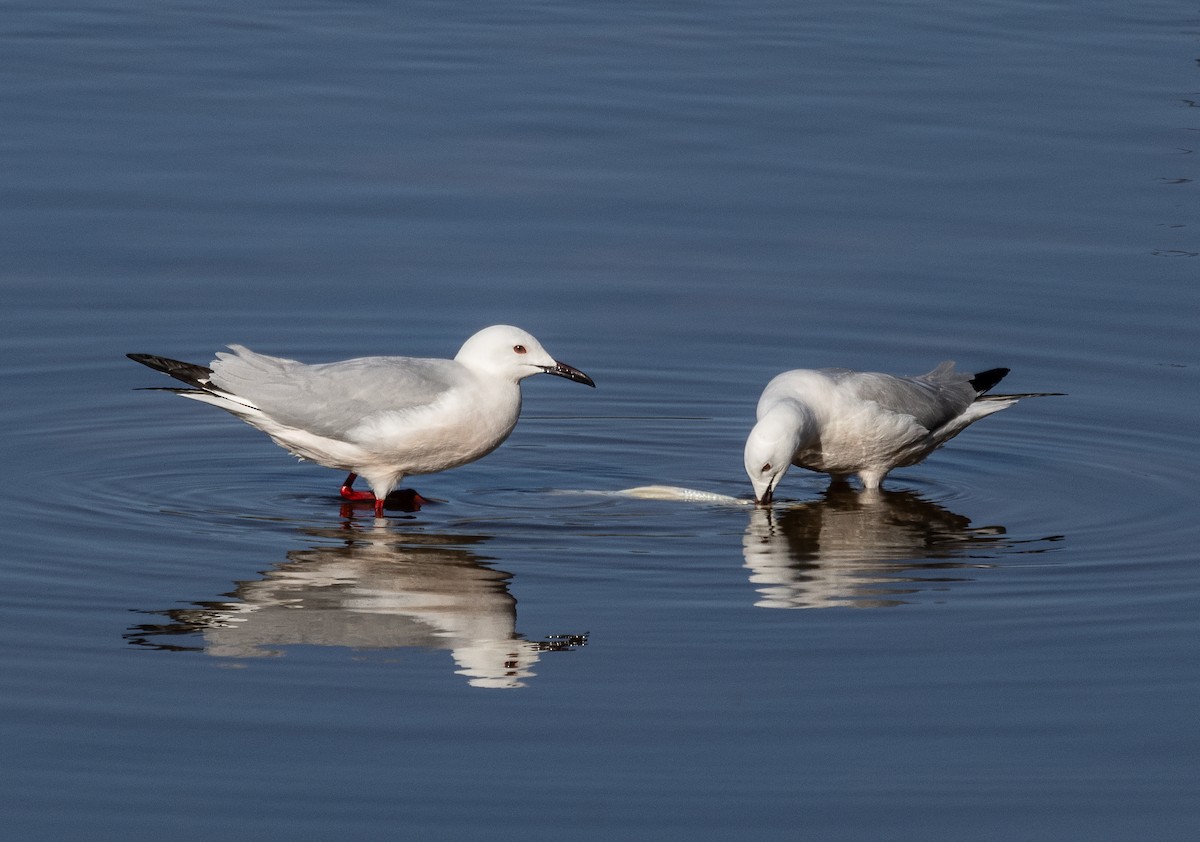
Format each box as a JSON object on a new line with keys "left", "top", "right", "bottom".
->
{"left": 127, "top": 353, "right": 213, "bottom": 389}
{"left": 969, "top": 367, "right": 1009, "bottom": 394}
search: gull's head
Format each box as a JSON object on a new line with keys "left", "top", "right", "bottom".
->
{"left": 456, "top": 325, "right": 595, "bottom": 387}
{"left": 744, "top": 416, "right": 795, "bottom": 505}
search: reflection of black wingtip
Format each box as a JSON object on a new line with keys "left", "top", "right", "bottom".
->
{"left": 535, "top": 632, "right": 589, "bottom": 651}
{"left": 123, "top": 620, "right": 207, "bottom": 652}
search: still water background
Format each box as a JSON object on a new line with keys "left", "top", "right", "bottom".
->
{"left": 2, "top": 0, "right": 1198, "bottom": 838}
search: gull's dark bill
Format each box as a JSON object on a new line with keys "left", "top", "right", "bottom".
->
{"left": 546, "top": 361, "right": 595, "bottom": 388}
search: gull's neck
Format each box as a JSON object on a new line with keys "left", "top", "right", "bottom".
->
{"left": 762, "top": 400, "right": 818, "bottom": 452}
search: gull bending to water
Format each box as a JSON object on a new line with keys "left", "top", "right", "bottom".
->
{"left": 744, "top": 362, "right": 1059, "bottom": 503}
{"left": 128, "top": 325, "right": 595, "bottom": 516}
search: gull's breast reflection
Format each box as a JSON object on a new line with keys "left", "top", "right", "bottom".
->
{"left": 127, "top": 528, "right": 585, "bottom": 688}
{"left": 742, "top": 487, "right": 1035, "bottom": 609}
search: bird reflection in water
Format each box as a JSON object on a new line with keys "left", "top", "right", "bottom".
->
{"left": 126, "top": 528, "right": 585, "bottom": 688}
{"left": 743, "top": 486, "right": 1057, "bottom": 609}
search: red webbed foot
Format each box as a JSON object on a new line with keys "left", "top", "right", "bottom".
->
{"left": 339, "top": 473, "right": 429, "bottom": 516}
{"left": 340, "top": 472, "right": 375, "bottom": 502}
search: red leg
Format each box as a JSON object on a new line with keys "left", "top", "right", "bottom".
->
{"left": 340, "top": 472, "right": 375, "bottom": 502}
{"left": 340, "top": 473, "right": 429, "bottom": 516}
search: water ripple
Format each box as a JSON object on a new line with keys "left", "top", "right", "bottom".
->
{"left": 11, "top": 347, "right": 1195, "bottom": 623}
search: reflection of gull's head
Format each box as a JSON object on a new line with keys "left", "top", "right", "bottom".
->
{"left": 128, "top": 529, "right": 581, "bottom": 688}
{"left": 742, "top": 488, "right": 1005, "bottom": 609}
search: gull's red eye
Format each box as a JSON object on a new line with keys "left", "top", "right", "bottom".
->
{"left": 513, "top": 345, "right": 527, "bottom": 354}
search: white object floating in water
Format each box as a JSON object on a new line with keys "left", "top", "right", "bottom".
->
{"left": 615, "top": 485, "right": 753, "bottom": 505}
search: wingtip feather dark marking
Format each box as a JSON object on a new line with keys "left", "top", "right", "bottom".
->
{"left": 969, "top": 367, "right": 1009, "bottom": 394}
{"left": 127, "top": 353, "right": 213, "bottom": 389}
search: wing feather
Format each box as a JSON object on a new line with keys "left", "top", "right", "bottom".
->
{"left": 837, "top": 363, "right": 976, "bottom": 432}
{"left": 208, "top": 346, "right": 468, "bottom": 440}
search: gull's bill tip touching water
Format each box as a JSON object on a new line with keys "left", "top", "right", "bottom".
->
{"left": 128, "top": 325, "right": 595, "bottom": 517}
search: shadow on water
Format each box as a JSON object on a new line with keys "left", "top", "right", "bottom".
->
{"left": 742, "top": 486, "right": 1063, "bottom": 609}
{"left": 125, "top": 526, "right": 587, "bottom": 689}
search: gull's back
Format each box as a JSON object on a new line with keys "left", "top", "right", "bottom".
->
{"left": 762, "top": 362, "right": 979, "bottom": 434}
{"left": 835, "top": 362, "right": 979, "bottom": 432}
{"left": 209, "top": 345, "right": 472, "bottom": 441}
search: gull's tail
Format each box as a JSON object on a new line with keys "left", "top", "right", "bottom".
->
{"left": 127, "top": 352, "right": 259, "bottom": 412}
{"left": 978, "top": 391, "right": 1066, "bottom": 401}
{"left": 969, "top": 367, "right": 1064, "bottom": 401}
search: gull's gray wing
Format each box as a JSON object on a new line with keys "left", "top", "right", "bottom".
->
{"left": 836, "top": 362, "right": 980, "bottom": 432}
{"left": 209, "top": 345, "right": 468, "bottom": 440}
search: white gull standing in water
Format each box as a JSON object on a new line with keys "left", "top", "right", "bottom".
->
{"left": 744, "top": 362, "right": 1058, "bottom": 503}
{"left": 128, "top": 325, "right": 595, "bottom": 516}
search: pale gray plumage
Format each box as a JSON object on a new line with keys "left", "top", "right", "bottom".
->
{"left": 208, "top": 347, "right": 474, "bottom": 441}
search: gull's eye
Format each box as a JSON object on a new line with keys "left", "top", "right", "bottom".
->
{"left": 761, "top": 463, "right": 772, "bottom": 473}
{"left": 513, "top": 345, "right": 527, "bottom": 355}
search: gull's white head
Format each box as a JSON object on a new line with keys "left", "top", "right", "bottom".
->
{"left": 455, "top": 325, "right": 595, "bottom": 387}
{"left": 744, "top": 410, "right": 799, "bottom": 505}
